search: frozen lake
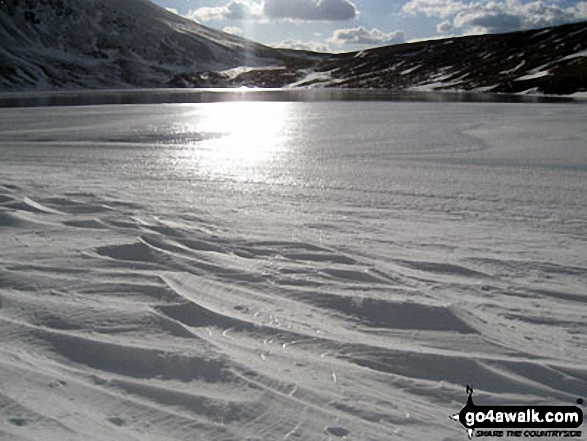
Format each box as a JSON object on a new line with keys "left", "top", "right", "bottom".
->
{"left": 0, "top": 94, "right": 586, "bottom": 440}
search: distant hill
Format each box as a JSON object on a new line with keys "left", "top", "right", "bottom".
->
{"left": 321, "top": 20, "right": 587, "bottom": 95}
{"left": 183, "top": 21, "right": 587, "bottom": 95}
{"left": 0, "top": 0, "right": 585, "bottom": 95}
{"left": 0, "top": 0, "right": 300, "bottom": 90}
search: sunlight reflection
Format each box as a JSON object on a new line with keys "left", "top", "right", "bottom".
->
{"left": 176, "top": 101, "right": 295, "bottom": 182}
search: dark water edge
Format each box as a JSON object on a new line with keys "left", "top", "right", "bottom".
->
{"left": 0, "top": 88, "right": 583, "bottom": 108}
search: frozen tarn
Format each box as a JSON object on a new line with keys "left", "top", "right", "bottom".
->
{"left": 0, "top": 98, "right": 586, "bottom": 441}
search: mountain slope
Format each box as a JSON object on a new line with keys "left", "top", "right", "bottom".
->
{"left": 1, "top": 0, "right": 586, "bottom": 95}
{"left": 320, "top": 20, "right": 587, "bottom": 94}
{"left": 180, "top": 21, "right": 587, "bottom": 95}
{"left": 0, "top": 0, "right": 298, "bottom": 90}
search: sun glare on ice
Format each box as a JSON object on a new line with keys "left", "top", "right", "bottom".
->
{"left": 175, "top": 101, "right": 296, "bottom": 182}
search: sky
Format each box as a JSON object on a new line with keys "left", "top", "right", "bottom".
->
{"left": 151, "top": 0, "right": 587, "bottom": 52}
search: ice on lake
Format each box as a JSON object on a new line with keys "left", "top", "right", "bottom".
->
{"left": 0, "top": 93, "right": 586, "bottom": 440}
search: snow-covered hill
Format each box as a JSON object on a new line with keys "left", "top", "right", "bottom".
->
{"left": 319, "top": 20, "right": 587, "bottom": 95}
{"left": 1, "top": 0, "right": 586, "bottom": 94}
{"left": 0, "top": 0, "right": 298, "bottom": 90}
{"left": 182, "top": 21, "right": 587, "bottom": 95}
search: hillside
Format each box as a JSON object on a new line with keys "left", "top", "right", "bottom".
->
{"left": 0, "top": 0, "right": 303, "bottom": 90}
{"left": 182, "top": 21, "right": 587, "bottom": 95}
{"left": 324, "top": 20, "right": 587, "bottom": 95}
{"left": 0, "top": 0, "right": 586, "bottom": 94}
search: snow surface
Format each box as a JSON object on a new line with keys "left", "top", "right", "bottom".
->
{"left": 515, "top": 71, "right": 550, "bottom": 81}
{"left": 561, "top": 49, "right": 587, "bottom": 60}
{"left": 0, "top": 98, "right": 586, "bottom": 440}
{"left": 400, "top": 65, "right": 421, "bottom": 75}
{"left": 287, "top": 70, "right": 340, "bottom": 88}
{"left": 499, "top": 61, "right": 526, "bottom": 75}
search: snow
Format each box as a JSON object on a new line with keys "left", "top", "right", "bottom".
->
{"left": 530, "top": 29, "right": 552, "bottom": 38}
{"left": 400, "top": 65, "right": 421, "bottom": 75}
{"left": 472, "top": 85, "right": 498, "bottom": 92}
{"left": 406, "top": 84, "right": 443, "bottom": 91}
{"left": 0, "top": 96, "right": 586, "bottom": 440}
{"left": 561, "top": 49, "right": 587, "bottom": 60}
{"left": 287, "top": 69, "right": 337, "bottom": 87}
{"left": 500, "top": 61, "right": 526, "bottom": 75}
{"left": 406, "top": 70, "right": 469, "bottom": 91}
{"left": 216, "top": 65, "right": 283, "bottom": 80}
{"left": 515, "top": 70, "right": 549, "bottom": 81}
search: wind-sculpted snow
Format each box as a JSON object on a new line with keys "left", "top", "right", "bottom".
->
{"left": 0, "top": 99, "right": 586, "bottom": 440}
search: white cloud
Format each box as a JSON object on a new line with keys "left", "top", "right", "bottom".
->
{"left": 450, "top": 2, "right": 522, "bottom": 33}
{"left": 330, "top": 26, "right": 405, "bottom": 46}
{"left": 278, "top": 39, "right": 332, "bottom": 52}
{"left": 190, "top": 0, "right": 360, "bottom": 23}
{"left": 190, "top": 1, "right": 261, "bottom": 22}
{"left": 223, "top": 26, "right": 245, "bottom": 35}
{"left": 521, "top": 0, "right": 586, "bottom": 28}
{"left": 263, "top": 0, "right": 359, "bottom": 21}
{"left": 165, "top": 7, "right": 179, "bottom": 15}
{"left": 403, "top": 0, "right": 587, "bottom": 34}
{"left": 437, "top": 19, "right": 454, "bottom": 32}
{"left": 402, "top": 0, "right": 467, "bottom": 18}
